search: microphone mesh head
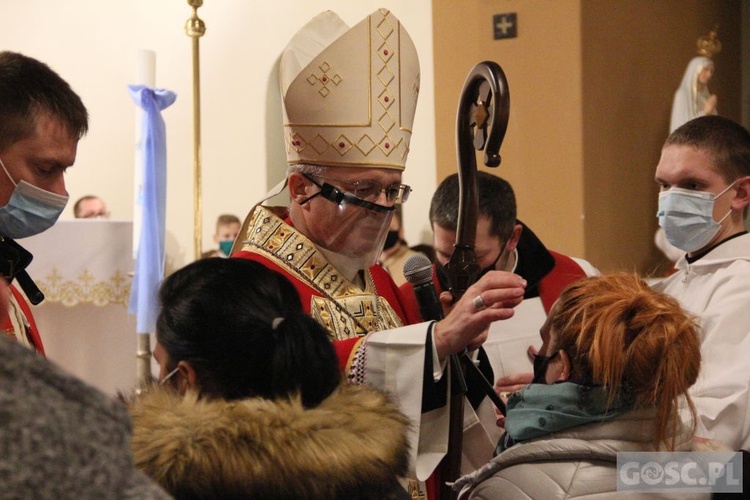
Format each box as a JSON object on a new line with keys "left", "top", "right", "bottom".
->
{"left": 403, "top": 253, "right": 433, "bottom": 285}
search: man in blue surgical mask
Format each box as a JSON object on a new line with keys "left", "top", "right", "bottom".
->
{"left": 0, "top": 51, "right": 88, "bottom": 355}
{"left": 652, "top": 115, "right": 750, "bottom": 451}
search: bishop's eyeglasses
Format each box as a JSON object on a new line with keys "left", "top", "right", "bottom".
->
{"left": 306, "top": 174, "right": 412, "bottom": 205}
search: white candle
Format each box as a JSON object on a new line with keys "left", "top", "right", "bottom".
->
{"left": 135, "top": 49, "right": 156, "bottom": 86}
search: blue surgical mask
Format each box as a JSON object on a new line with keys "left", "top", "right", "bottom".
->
{"left": 657, "top": 183, "right": 735, "bottom": 253}
{"left": 218, "top": 239, "right": 234, "bottom": 257}
{"left": 0, "top": 157, "right": 69, "bottom": 239}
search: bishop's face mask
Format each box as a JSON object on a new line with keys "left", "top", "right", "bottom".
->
{"left": 298, "top": 173, "right": 403, "bottom": 269}
{"left": 657, "top": 182, "right": 736, "bottom": 253}
{"left": 0, "top": 157, "right": 69, "bottom": 239}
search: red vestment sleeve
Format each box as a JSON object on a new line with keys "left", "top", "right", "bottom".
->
{"left": 537, "top": 251, "right": 587, "bottom": 314}
{"left": 8, "top": 284, "right": 45, "bottom": 356}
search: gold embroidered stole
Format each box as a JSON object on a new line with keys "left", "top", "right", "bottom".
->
{"left": 241, "top": 206, "right": 402, "bottom": 340}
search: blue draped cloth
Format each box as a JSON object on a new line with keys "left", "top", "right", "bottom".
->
{"left": 127, "top": 85, "right": 177, "bottom": 334}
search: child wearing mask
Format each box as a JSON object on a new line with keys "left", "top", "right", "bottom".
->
{"left": 201, "top": 214, "right": 240, "bottom": 258}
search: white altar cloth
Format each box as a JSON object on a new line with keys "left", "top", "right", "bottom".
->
{"left": 18, "top": 220, "right": 155, "bottom": 396}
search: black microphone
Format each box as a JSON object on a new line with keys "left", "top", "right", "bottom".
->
{"left": 405, "top": 253, "right": 507, "bottom": 415}
{"left": 403, "top": 254, "right": 443, "bottom": 322}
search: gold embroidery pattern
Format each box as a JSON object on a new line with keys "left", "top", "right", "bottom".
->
{"left": 309, "top": 294, "right": 402, "bottom": 341}
{"left": 408, "top": 478, "right": 428, "bottom": 500}
{"left": 374, "top": 11, "right": 402, "bottom": 159}
{"left": 306, "top": 61, "right": 342, "bottom": 97}
{"left": 242, "top": 207, "right": 403, "bottom": 340}
{"left": 33, "top": 267, "right": 131, "bottom": 307}
{"left": 289, "top": 132, "right": 399, "bottom": 159}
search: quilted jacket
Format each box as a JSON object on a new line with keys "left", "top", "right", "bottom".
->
{"left": 455, "top": 408, "right": 726, "bottom": 499}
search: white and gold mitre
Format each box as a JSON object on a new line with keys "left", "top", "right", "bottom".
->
{"left": 279, "top": 8, "right": 420, "bottom": 171}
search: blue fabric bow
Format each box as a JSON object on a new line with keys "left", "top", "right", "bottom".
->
{"left": 127, "top": 85, "right": 177, "bottom": 334}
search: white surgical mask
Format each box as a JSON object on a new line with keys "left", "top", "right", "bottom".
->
{"left": 0, "top": 157, "right": 69, "bottom": 239}
{"left": 657, "top": 182, "right": 735, "bottom": 253}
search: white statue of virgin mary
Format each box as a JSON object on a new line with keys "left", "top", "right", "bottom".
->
{"left": 669, "top": 56, "right": 716, "bottom": 132}
{"left": 669, "top": 29, "right": 721, "bottom": 133}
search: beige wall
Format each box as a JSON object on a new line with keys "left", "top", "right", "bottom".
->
{"left": 433, "top": 1, "right": 586, "bottom": 257}
{"left": 1, "top": 0, "right": 437, "bottom": 270}
{"left": 433, "top": 0, "right": 741, "bottom": 273}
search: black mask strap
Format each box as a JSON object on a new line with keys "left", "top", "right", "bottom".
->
{"left": 475, "top": 248, "right": 504, "bottom": 280}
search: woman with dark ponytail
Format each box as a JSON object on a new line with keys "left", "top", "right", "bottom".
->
{"left": 129, "top": 258, "right": 410, "bottom": 499}
{"left": 455, "top": 273, "right": 728, "bottom": 499}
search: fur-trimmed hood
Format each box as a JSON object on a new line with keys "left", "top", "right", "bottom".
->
{"left": 130, "top": 383, "right": 410, "bottom": 499}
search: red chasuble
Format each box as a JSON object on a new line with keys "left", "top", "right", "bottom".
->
{"left": 234, "top": 205, "right": 421, "bottom": 369}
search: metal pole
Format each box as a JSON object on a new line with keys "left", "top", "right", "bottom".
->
{"left": 185, "top": 0, "right": 206, "bottom": 260}
{"left": 136, "top": 334, "right": 152, "bottom": 393}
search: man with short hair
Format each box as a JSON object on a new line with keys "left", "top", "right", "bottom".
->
{"left": 0, "top": 51, "right": 88, "bottom": 354}
{"left": 430, "top": 172, "right": 598, "bottom": 380}
{"left": 426, "top": 171, "right": 598, "bottom": 454}
{"left": 652, "top": 115, "right": 750, "bottom": 451}
{"left": 233, "top": 9, "right": 526, "bottom": 495}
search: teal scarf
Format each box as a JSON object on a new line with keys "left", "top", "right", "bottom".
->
{"left": 498, "top": 382, "right": 634, "bottom": 454}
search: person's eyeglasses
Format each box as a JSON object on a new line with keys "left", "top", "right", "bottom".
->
{"left": 308, "top": 174, "right": 412, "bottom": 204}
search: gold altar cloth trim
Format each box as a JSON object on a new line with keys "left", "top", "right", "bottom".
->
{"left": 34, "top": 267, "right": 131, "bottom": 307}
{"left": 19, "top": 220, "right": 135, "bottom": 309}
